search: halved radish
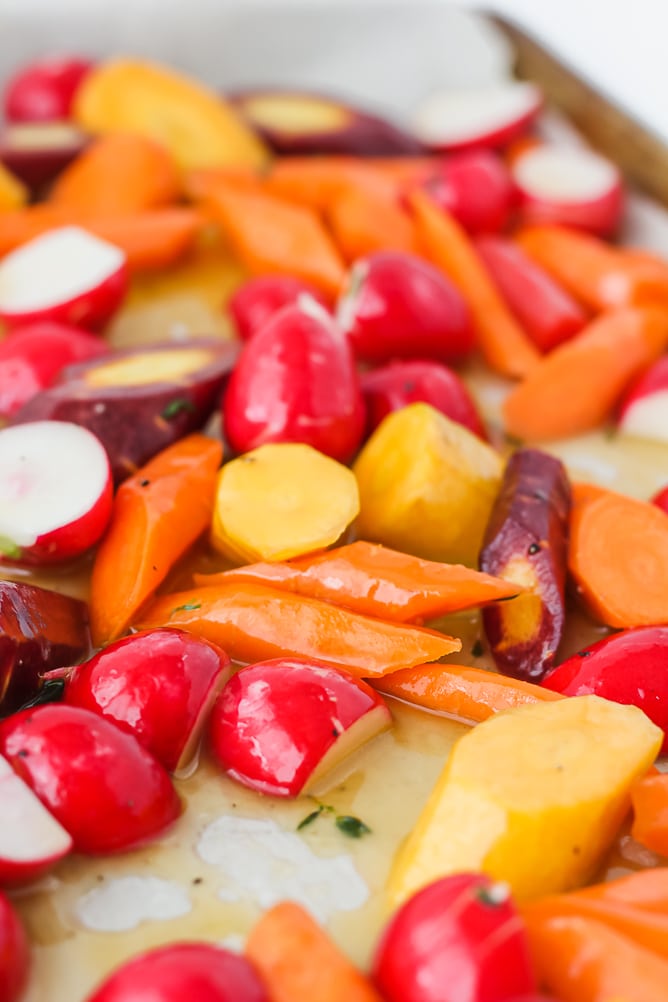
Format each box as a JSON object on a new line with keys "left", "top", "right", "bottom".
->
{"left": 0, "top": 752, "right": 72, "bottom": 886}
{"left": 618, "top": 356, "right": 668, "bottom": 443}
{"left": 0, "top": 421, "right": 112, "bottom": 563}
{"left": 512, "top": 144, "right": 624, "bottom": 237}
{"left": 0, "top": 123, "right": 89, "bottom": 191}
{"left": 0, "top": 226, "right": 127, "bottom": 330}
{"left": 412, "top": 81, "right": 542, "bottom": 153}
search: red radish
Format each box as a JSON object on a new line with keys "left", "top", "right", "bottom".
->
{"left": 476, "top": 236, "right": 587, "bottom": 352}
{"left": 223, "top": 296, "right": 365, "bottom": 462}
{"left": 337, "top": 251, "right": 474, "bottom": 364}
{"left": 618, "top": 356, "right": 668, "bottom": 443}
{"left": 85, "top": 942, "right": 268, "bottom": 1002}
{"left": 361, "top": 360, "right": 487, "bottom": 439}
{"left": 422, "top": 150, "right": 514, "bottom": 234}
{"left": 0, "top": 226, "right": 128, "bottom": 331}
{"left": 512, "top": 144, "right": 624, "bottom": 237}
{"left": 413, "top": 81, "right": 542, "bottom": 153}
{"left": 229, "top": 275, "right": 330, "bottom": 340}
{"left": 372, "top": 873, "right": 536, "bottom": 1002}
{"left": 65, "top": 629, "right": 232, "bottom": 773}
{"left": 0, "top": 752, "right": 72, "bottom": 886}
{"left": 0, "top": 704, "right": 180, "bottom": 854}
{"left": 0, "top": 322, "right": 107, "bottom": 417}
{"left": 652, "top": 485, "right": 668, "bottom": 515}
{"left": 209, "top": 657, "right": 392, "bottom": 798}
{"left": 542, "top": 626, "right": 668, "bottom": 752}
{"left": 0, "top": 890, "right": 29, "bottom": 1002}
{"left": 4, "top": 57, "right": 93, "bottom": 123}
{"left": 0, "top": 123, "right": 88, "bottom": 191}
{"left": 0, "top": 421, "right": 112, "bottom": 564}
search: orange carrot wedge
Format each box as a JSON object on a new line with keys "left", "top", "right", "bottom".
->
{"left": 631, "top": 772, "right": 668, "bottom": 856}
{"left": 375, "top": 662, "right": 562, "bottom": 722}
{"left": 264, "top": 156, "right": 395, "bottom": 210}
{"left": 206, "top": 185, "right": 346, "bottom": 297}
{"left": 184, "top": 166, "right": 265, "bottom": 201}
{"left": 246, "top": 902, "right": 383, "bottom": 1002}
{"left": 193, "top": 540, "right": 523, "bottom": 622}
{"left": 327, "top": 185, "right": 416, "bottom": 262}
{"left": 568, "top": 482, "right": 668, "bottom": 628}
{"left": 49, "top": 133, "right": 181, "bottom": 213}
{"left": 136, "top": 581, "right": 461, "bottom": 677}
{"left": 504, "top": 306, "right": 668, "bottom": 441}
{"left": 90, "top": 434, "right": 223, "bottom": 646}
{"left": 409, "top": 188, "right": 541, "bottom": 378}
{"left": 517, "top": 224, "right": 668, "bottom": 312}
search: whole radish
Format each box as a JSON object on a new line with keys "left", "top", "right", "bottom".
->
{"left": 229, "top": 275, "right": 330, "bottom": 340}
{"left": 4, "top": 56, "right": 93, "bottom": 123}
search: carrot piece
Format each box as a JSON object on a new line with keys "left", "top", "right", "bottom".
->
{"left": 0, "top": 205, "right": 73, "bottom": 256}
{"left": 184, "top": 166, "right": 265, "bottom": 201}
{"left": 0, "top": 162, "right": 27, "bottom": 210}
{"left": 264, "top": 156, "right": 395, "bottom": 210}
{"left": 374, "top": 661, "right": 562, "bottom": 722}
{"left": 327, "top": 185, "right": 416, "bottom": 262}
{"left": 409, "top": 188, "right": 541, "bottom": 378}
{"left": 206, "top": 185, "right": 346, "bottom": 297}
{"left": 245, "top": 902, "right": 383, "bottom": 1002}
{"left": 136, "top": 581, "right": 461, "bottom": 677}
{"left": 503, "top": 306, "right": 668, "bottom": 441}
{"left": 523, "top": 912, "right": 668, "bottom": 1001}
{"left": 568, "top": 482, "right": 668, "bottom": 628}
{"left": 516, "top": 224, "right": 668, "bottom": 312}
{"left": 631, "top": 772, "right": 668, "bottom": 856}
{"left": 523, "top": 869, "right": 668, "bottom": 958}
{"left": 49, "top": 133, "right": 181, "bottom": 213}
{"left": 89, "top": 434, "right": 222, "bottom": 647}
{"left": 194, "top": 540, "right": 523, "bottom": 622}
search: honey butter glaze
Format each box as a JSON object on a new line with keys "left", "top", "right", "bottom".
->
{"left": 4, "top": 272, "right": 668, "bottom": 1002}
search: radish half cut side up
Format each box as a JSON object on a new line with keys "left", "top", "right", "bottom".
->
{"left": 412, "top": 81, "right": 542, "bottom": 152}
{"left": 0, "top": 420, "right": 112, "bottom": 563}
{"left": 618, "top": 356, "right": 668, "bottom": 444}
{"left": 512, "top": 144, "right": 625, "bottom": 236}
{"left": 0, "top": 225, "right": 127, "bottom": 330}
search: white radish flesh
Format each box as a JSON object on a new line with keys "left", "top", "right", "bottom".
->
{"left": 413, "top": 81, "right": 541, "bottom": 151}
{"left": 0, "top": 753, "right": 72, "bottom": 872}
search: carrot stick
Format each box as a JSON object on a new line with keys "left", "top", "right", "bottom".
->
{"left": 136, "top": 581, "right": 461, "bottom": 677}
{"left": 522, "top": 869, "right": 668, "bottom": 958}
{"left": 49, "top": 133, "right": 181, "bottom": 213}
{"left": 568, "top": 482, "right": 668, "bottom": 628}
{"left": 516, "top": 224, "right": 668, "bottom": 312}
{"left": 206, "top": 185, "right": 346, "bottom": 297}
{"left": 523, "top": 912, "right": 668, "bottom": 1001}
{"left": 193, "top": 540, "right": 524, "bottom": 622}
{"left": 263, "top": 156, "right": 395, "bottom": 210}
{"left": 503, "top": 306, "right": 668, "bottom": 441}
{"left": 409, "top": 189, "right": 541, "bottom": 378}
{"left": 245, "top": 902, "right": 383, "bottom": 1002}
{"left": 184, "top": 166, "right": 265, "bottom": 201}
{"left": 631, "top": 772, "right": 668, "bottom": 856}
{"left": 89, "top": 434, "right": 222, "bottom": 647}
{"left": 327, "top": 185, "right": 416, "bottom": 262}
{"left": 374, "top": 661, "right": 562, "bottom": 722}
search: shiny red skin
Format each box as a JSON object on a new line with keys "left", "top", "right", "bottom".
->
{"left": 361, "top": 359, "right": 487, "bottom": 439}
{"left": 0, "top": 259, "right": 128, "bottom": 333}
{"left": 652, "top": 485, "right": 668, "bottom": 514}
{"left": 619, "top": 355, "right": 668, "bottom": 428}
{"left": 85, "top": 943, "right": 268, "bottom": 1002}
{"left": 542, "top": 626, "right": 668, "bottom": 752}
{"left": 0, "top": 891, "right": 29, "bottom": 1002}
{"left": 372, "top": 873, "right": 536, "bottom": 1002}
{"left": 423, "top": 151, "right": 515, "bottom": 234}
{"left": 0, "top": 322, "right": 107, "bottom": 417}
{"left": 0, "top": 705, "right": 180, "bottom": 854}
{"left": 4, "top": 57, "right": 93, "bottom": 123}
{"left": 223, "top": 298, "right": 365, "bottom": 462}
{"left": 210, "top": 657, "right": 389, "bottom": 798}
{"left": 337, "top": 251, "right": 474, "bottom": 365}
{"left": 65, "top": 629, "right": 232, "bottom": 772}
{"left": 229, "top": 275, "right": 330, "bottom": 340}
{"left": 476, "top": 236, "right": 587, "bottom": 353}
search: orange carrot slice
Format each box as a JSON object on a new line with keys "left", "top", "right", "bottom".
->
{"left": 409, "top": 188, "right": 540, "bottom": 378}
{"left": 206, "top": 185, "right": 346, "bottom": 297}
{"left": 136, "top": 581, "right": 461, "bottom": 677}
{"left": 246, "top": 902, "right": 383, "bottom": 1002}
{"left": 264, "top": 156, "right": 394, "bottom": 210}
{"left": 631, "top": 771, "right": 668, "bottom": 857}
{"left": 193, "top": 540, "right": 523, "bottom": 622}
{"left": 503, "top": 306, "right": 668, "bottom": 441}
{"left": 327, "top": 185, "right": 416, "bottom": 262}
{"left": 375, "top": 661, "right": 562, "bottom": 722}
{"left": 90, "top": 434, "right": 222, "bottom": 646}
{"left": 568, "top": 482, "right": 668, "bottom": 628}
